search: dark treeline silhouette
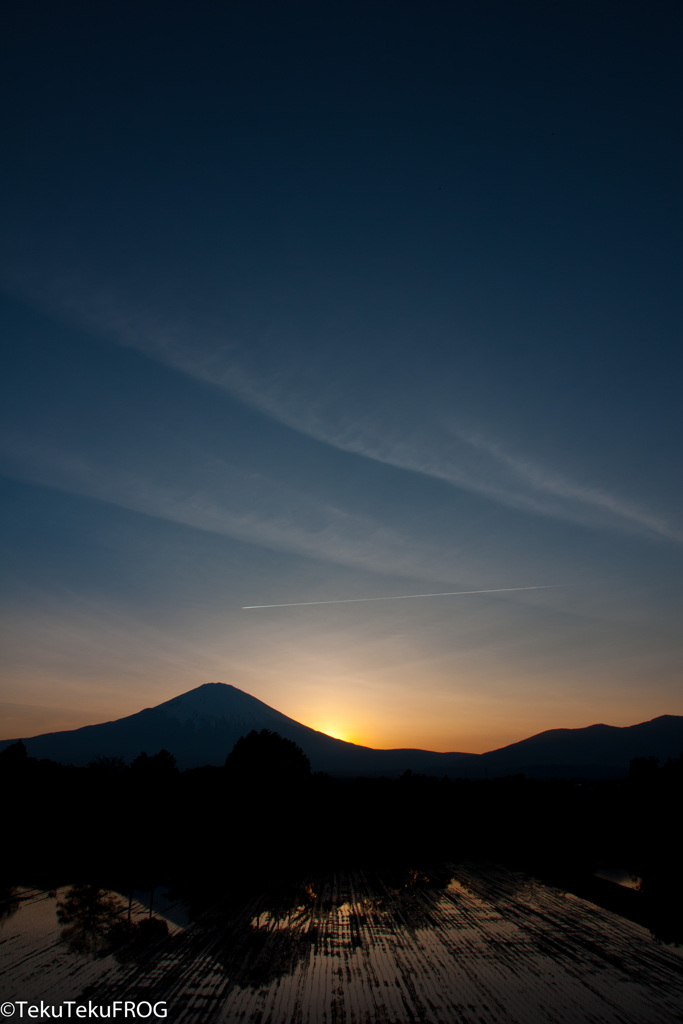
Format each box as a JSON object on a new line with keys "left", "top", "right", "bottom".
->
{"left": 2, "top": 732, "right": 682, "bottom": 943}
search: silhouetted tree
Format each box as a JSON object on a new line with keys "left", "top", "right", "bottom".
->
{"left": 225, "top": 730, "right": 311, "bottom": 786}
{"left": 88, "top": 756, "right": 127, "bottom": 777}
{"left": 629, "top": 755, "right": 659, "bottom": 783}
{"left": 0, "top": 740, "right": 29, "bottom": 767}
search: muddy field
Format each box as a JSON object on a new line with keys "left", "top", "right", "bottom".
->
{"left": 2, "top": 864, "right": 682, "bottom": 1023}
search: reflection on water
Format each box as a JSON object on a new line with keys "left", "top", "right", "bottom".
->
{"left": 57, "top": 885, "right": 127, "bottom": 955}
{"left": 54, "top": 884, "right": 173, "bottom": 960}
{"left": 3, "top": 867, "right": 683, "bottom": 1023}
{"left": 0, "top": 886, "right": 22, "bottom": 926}
{"left": 594, "top": 867, "right": 643, "bottom": 890}
{"left": 250, "top": 866, "right": 452, "bottom": 938}
{"left": 231, "top": 867, "right": 453, "bottom": 990}
{"left": 0, "top": 882, "right": 183, "bottom": 1005}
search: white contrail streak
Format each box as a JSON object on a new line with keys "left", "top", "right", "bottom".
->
{"left": 242, "top": 584, "right": 563, "bottom": 610}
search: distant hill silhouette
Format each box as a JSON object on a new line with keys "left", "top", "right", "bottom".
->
{"left": 439, "top": 716, "right": 683, "bottom": 780}
{"left": 1, "top": 682, "right": 681, "bottom": 778}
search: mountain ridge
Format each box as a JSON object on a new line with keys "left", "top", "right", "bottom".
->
{"left": 2, "top": 681, "right": 682, "bottom": 779}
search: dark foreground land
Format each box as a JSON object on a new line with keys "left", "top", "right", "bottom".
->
{"left": 3, "top": 734, "right": 682, "bottom": 942}
{"left": 2, "top": 734, "right": 683, "bottom": 1022}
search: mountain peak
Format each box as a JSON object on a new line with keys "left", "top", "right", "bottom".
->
{"left": 154, "top": 681, "right": 289, "bottom": 727}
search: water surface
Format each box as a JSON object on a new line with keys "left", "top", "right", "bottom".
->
{"left": 2, "top": 866, "right": 681, "bottom": 1023}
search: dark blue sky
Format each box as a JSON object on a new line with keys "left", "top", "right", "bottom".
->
{"left": 1, "top": 1, "right": 682, "bottom": 749}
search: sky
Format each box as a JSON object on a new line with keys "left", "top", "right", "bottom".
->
{"left": 1, "top": 1, "right": 682, "bottom": 753}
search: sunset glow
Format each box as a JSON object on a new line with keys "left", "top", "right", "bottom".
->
{"left": 1, "top": 1, "right": 682, "bottom": 758}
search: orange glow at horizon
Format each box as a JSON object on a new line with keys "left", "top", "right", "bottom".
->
{"left": 4, "top": 588, "right": 683, "bottom": 757}
{"left": 3, "top": 680, "right": 678, "bottom": 756}
{"left": 310, "top": 721, "right": 361, "bottom": 744}
{"left": 3, "top": 655, "right": 680, "bottom": 756}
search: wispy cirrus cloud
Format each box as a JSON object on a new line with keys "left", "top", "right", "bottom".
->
{"left": 0, "top": 432, "right": 476, "bottom": 585}
{"left": 457, "top": 433, "right": 681, "bottom": 542}
{"left": 9, "top": 270, "right": 681, "bottom": 546}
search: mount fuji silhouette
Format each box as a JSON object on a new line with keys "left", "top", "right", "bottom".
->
{"left": 2, "top": 682, "right": 682, "bottom": 778}
{"left": 0, "top": 683, "right": 471, "bottom": 774}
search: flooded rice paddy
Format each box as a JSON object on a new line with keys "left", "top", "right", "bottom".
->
{"left": 2, "top": 864, "right": 682, "bottom": 1023}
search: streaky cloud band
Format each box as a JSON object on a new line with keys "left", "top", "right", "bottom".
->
{"left": 242, "top": 584, "right": 564, "bottom": 610}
